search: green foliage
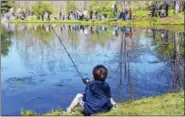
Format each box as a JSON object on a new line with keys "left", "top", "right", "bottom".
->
{"left": 89, "top": 1, "right": 114, "bottom": 16}
{"left": 32, "top": 1, "right": 53, "bottom": 19}
{"left": 104, "top": 11, "right": 114, "bottom": 18}
{"left": 21, "top": 109, "right": 37, "bottom": 116}
{"left": 66, "top": 1, "right": 77, "bottom": 14}
{"left": 134, "top": 10, "right": 151, "bottom": 18}
{"left": 1, "top": 0, "right": 15, "bottom": 14}
{"left": 1, "top": 26, "right": 13, "bottom": 56}
{"left": 154, "top": 32, "right": 184, "bottom": 63}
{"left": 1, "top": 38, "right": 12, "bottom": 56}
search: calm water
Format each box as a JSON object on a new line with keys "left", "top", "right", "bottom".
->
{"left": 1, "top": 23, "right": 184, "bottom": 115}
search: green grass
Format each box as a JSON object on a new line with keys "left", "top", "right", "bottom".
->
{"left": 9, "top": 13, "right": 184, "bottom": 34}
{"left": 9, "top": 18, "right": 184, "bottom": 33}
{"left": 9, "top": 9, "right": 184, "bottom": 27}
{"left": 21, "top": 92, "right": 184, "bottom": 116}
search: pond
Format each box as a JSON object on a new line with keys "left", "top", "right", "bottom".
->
{"left": 1, "top": 23, "right": 184, "bottom": 115}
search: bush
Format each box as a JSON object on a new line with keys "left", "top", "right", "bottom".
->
{"left": 32, "top": 1, "right": 53, "bottom": 20}
{"left": 104, "top": 11, "right": 114, "bottom": 18}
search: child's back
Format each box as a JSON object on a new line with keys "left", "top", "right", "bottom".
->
{"left": 83, "top": 80, "right": 113, "bottom": 115}
{"left": 66, "top": 65, "right": 116, "bottom": 116}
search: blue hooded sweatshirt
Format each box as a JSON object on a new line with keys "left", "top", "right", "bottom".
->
{"left": 82, "top": 80, "right": 113, "bottom": 115}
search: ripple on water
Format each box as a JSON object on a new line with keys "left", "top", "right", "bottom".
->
{"left": 29, "top": 97, "right": 44, "bottom": 101}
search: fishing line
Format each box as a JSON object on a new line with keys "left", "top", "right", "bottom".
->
{"left": 50, "top": 24, "right": 89, "bottom": 84}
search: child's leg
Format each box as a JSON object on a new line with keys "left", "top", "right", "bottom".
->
{"left": 110, "top": 98, "right": 116, "bottom": 104}
{"left": 67, "top": 93, "right": 83, "bottom": 112}
{"left": 110, "top": 98, "right": 117, "bottom": 108}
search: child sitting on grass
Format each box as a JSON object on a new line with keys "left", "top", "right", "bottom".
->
{"left": 66, "top": 65, "right": 117, "bottom": 116}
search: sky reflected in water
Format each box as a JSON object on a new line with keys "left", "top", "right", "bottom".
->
{"left": 1, "top": 23, "right": 184, "bottom": 115}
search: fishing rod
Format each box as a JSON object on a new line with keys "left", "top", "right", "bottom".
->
{"left": 50, "top": 24, "right": 90, "bottom": 85}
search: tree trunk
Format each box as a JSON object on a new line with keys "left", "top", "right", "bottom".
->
{"left": 41, "top": 15, "right": 44, "bottom": 21}
{"left": 116, "top": 30, "right": 124, "bottom": 93}
{"left": 174, "top": 1, "right": 180, "bottom": 14}
{"left": 121, "top": 1, "right": 126, "bottom": 11}
{"left": 48, "top": 14, "right": 50, "bottom": 20}
{"left": 172, "top": 32, "right": 182, "bottom": 91}
{"left": 84, "top": 0, "right": 87, "bottom": 10}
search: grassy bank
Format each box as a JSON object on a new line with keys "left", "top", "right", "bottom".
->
{"left": 9, "top": 15, "right": 184, "bottom": 26}
{"left": 9, "top": 9, "right": 184, "bottom": 25}
{"left": 8, "top": 13, "right": 184, "bottom": 33}
{"left": 21, "top": 92, "right": 184, "bottom": 116}
{"left": 7, "top": 9, "right": 184, "bottom": 33}
{"left": 8, "top": 19, "right": 184, "bottom": 33}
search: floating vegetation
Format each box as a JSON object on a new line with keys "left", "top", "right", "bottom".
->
{"left": 5, "top": 76, "right": 37, "bottom": 88}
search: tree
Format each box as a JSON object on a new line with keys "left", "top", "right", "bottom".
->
{"left": 84, "top": 0, "right": 87, "bottom": 10}
{"left": 174, "top": 1, "right": 180, "bottom": 14}
{"left": 121, "top": 1, "right": 126, "bottom": 11}
{"left": 89, "top": 1, "right": 114, "bottom": 18}
{"left": 66, "top": 1, "right": 77, "bottom": 14}
{"left": 1, "top": 0, "right": 15, "bottom": 14}
{"left": 32, "top": 1, "right": 53, "bottom": 20}
{"left": 89, "top": 1, "right": 112, "bottom": 12}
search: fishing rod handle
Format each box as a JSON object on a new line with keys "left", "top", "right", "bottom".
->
{"left": 82, "top": 78, "right": 90, "bottom": 85}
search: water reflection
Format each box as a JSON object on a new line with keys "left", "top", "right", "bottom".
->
{"left": 1, "top": 23, "right": 184, "bottom": 115}
{"left": 147, "top": 28, "right": 184, "bottom": 92}
{"left": 1, "top": 24, "right": 13, "bottom": 56}
{"left": 2, "top": 24, "right": 184, "bottom": 91}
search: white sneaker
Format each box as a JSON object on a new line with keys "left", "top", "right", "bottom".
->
{"left": 113, "top": 103, "right": 117, "bottom": 109}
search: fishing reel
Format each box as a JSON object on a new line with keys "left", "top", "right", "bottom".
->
{"left": 82, "top": 78, "right": 90, "bottom": 85}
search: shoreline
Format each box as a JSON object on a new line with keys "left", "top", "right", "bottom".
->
{"left": 21, "top": 91, "right": 184, "bottom": 116}
{"left": 7, "top": 18, "right": 185, "bottom": 33}
{"left": 9, "top": 19, "right": 184, "bottom": 26}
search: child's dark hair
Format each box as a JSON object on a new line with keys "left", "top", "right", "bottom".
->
{"left": 93, "top": 65, "right": 108, "bottom": 81}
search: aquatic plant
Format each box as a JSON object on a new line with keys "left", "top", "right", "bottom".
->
{"left": 21, "top": 109, "right": 37, "bottom": 116}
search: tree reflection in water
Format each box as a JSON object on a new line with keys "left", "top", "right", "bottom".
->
{"left": 1, "top": 24, "right": 13, "bottom": 57}
{"left": 107, "top": 27, "right": 184, "bottom": 101}
{"left": 2, "top": 24, "right": 184, "bottom": 97}
{"left": 108, "top": 27, "right": 143, "bottom": 101}
{"left": 147, "top": 28, "right": 184, "bottom": 92}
